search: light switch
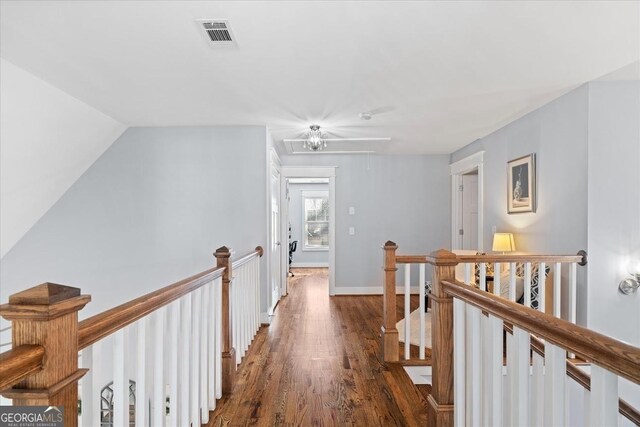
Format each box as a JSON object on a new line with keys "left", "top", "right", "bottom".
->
{"left": 349, "top": 227, "right": 355, "bottom": 235}
{"left": 348, "top": 206, "right": 355, "bottom": 215}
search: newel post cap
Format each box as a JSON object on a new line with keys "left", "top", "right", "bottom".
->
{"left": 214, "top": 246, "right": 232, "bottom": 258}
{"left": 1, "top": 282, "right": 90, "bottom": 321}
{"left": 428, "top": 249, "right": 459, "bottom": 266}
{"left": 384, "top": 240, "right": 398, "bottom": 249}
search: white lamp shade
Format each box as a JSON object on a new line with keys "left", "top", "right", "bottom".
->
{"left": 493, "top": 233, "right": 515, "bottom": 252}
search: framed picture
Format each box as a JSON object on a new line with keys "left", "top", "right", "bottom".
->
{"left": 507, "top": 153, "right": 536, "bottom": 213}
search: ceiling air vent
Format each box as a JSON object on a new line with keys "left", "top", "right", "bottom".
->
{"left": 197, "top": 19, "right": 236, "bottom": 46}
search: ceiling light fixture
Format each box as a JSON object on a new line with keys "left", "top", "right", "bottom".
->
{"left": 303, "top": 125, "right": 327, "bottom": 152}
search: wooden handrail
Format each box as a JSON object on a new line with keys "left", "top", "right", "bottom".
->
{"left": 455, "top": 253, "right": 583, "bottom": 264}
{"left": 397, "top": 253, "right": 583, "bottom": 265}
{"left": 78, "top": 266, "right": 224, "bottom": 350}
{"left": 232, "top": 246, "right": 264, "bottom": 270}
{"left": 441, "top": 279, "right": 640, "bottom": 385}
{"left": 396, "top": 255, "right": 429, "bottom": 264}
{"left": 0, "top": 345, "right": 45, "bottom": 390}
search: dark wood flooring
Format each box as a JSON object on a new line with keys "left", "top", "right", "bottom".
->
{"left": 207, "top": 268, "right": 430, "bottom": 426}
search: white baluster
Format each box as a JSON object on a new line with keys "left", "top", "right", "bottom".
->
{"left": 168, "top": 301, "right": 179, "bottom": 426}
{"left": 544, "top": 343, "right": 567, "bottom": 426}
{"left": 90, "top": 340, "right": 102, "bottom": 427}
{"left": 490, "top": 315, "right": 503, "bottom": 427}
{"left": 243, "top": 267, "right": 248, "bottom": 355}
{"left": 569, "top": 262, "right": 577, "bottom": 324}
{"left": 207, "top": 281, "right": 217, "bottom": 410}
{"left": 590, "top": 365, "right": 618, "bottom": 427}
{"left": 136, "top": 317, "right": 148, "bottom": 427}
{"left": 404, "top": 263, "right": 411, "bottom": 361}
{"left": 255, "top": 259, "right": 260, "bottom": 332}
{"left": 511, "top": 327, "right": 529, "bottom": 426}
{"left": 538, "top": 262, "right": 546, "bottom": 312}
{"left": 200, "top": 286, "right": 209, "bottom": 424}
{"left": 453, "top": 297, "right": 466, "bottom": 427}
{"left": 215, "top": 277, "right": 223, "bottom": 399}
{"left": 531, "top": 351, "right": 544, "bottom": 427}
{"left": 505, "top": 263, "right": 517, "bottom": 424}
{"left": 480, "top": 262, "right": 489, "bottom": 426}
{"left": 113, "top": 328, "right": 128, "bottom": 427}
{"left": 419, "top": 263, "right": 426, "bottom": 360}
{"left": 509, "top": 262, "right": 516, "bottom": 301}
{"left": 524, "top": 263, "right": 532, "bottom": 308}
{"left": 237, "top": 268, "right": 244, "bottom": 360}
{"left": 191, "top": 290, "right": 202, "bottom": 426}
{"left": 494, "top": 263, "right": 502, "bottom": 296}
{"left": 466, "top": 263, "right": 481, "bottom": 426}
{"left": 153, "top": 308, "right": 165, "bottom": 427}
{"left": 553, "top": 263, "right": 561, "bottom": 317}
{"left": 479, "top": 262, "right": 487, "bottom": 292}
{"left": 463, "top": 263, "right": 473, "bottom": 425}
{"left": 179, "top": 295, "right": 191, "bottom": 426}
{"left": 80, "top": 347, "right": 93, "bottom": 427}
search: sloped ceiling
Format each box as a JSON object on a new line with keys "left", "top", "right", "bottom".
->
{"left": 0, "top": 59, "right": 126, "bottom": 257}
{"left": 1, "top": 1, "right": 638, "bottom": 154}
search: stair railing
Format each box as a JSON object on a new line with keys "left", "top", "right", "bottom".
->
{"left": 0, "top": 245, "right": 263, "bottom": 427}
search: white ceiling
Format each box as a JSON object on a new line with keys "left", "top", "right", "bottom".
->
{"left": 1, "top": 1, "right": 638, "bottom": 154}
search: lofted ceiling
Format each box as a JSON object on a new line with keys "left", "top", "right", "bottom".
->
{"left": 1, "top": 1, "right": 638, "bottom": 154}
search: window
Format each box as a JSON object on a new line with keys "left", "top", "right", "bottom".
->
{"left": 303, "top": 191, "right": 329, "bottom": 250}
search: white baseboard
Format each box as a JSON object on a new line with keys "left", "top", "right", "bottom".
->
{"left": 290, "top": 262, "right": 329, "bottom": 268}
{"left": 332, "top": 286, "right": 421, "bottom": 295}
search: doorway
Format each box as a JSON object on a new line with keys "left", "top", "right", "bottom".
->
{"left": 279, "top": 166, "right": 336, "bottom": 297}
{"left": 450, "top": 152, "right": 484, "bottom": 251}
{"left": 461, "top": 171, "right": 479, "bottom": 250}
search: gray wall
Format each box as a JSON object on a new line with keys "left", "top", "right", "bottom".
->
{"left": 451, "top": 84, "right": 590, "bottom": 325}
{"left": 288, "top": 182, "right": 329, "bottom": 267}
{"left": 281, "top": 154, "right": 451, "bottom": 291}
{"left": 0, "top": 126, "right": 269, "bottom": 319}
{"left": 587, "top": 80, "right": 640, "bottom": 346}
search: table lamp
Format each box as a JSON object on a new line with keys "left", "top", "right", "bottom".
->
{"left": 492, "top": 232, "right": 515, "bottom": 254}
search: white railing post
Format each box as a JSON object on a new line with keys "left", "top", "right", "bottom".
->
{"left": 404, "top": 263, "right": 411, "bottom": 360}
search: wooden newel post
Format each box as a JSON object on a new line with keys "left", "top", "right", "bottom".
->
{"left": 427, "top": 249, "right": 458, "bottom": 427}
{"left": 214, "top": 246, "right": 236, "bottom": 394}
{"left": 0, "top": 283, "right": 90, "bottom": 427}
{"left": 381, "top": 241, "right": 399, "bottom": 362}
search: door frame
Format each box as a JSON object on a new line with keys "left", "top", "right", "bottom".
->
{"left": 280, "top": 166, "right": 337, "bottom": 296}
{"left": 267, "top": 149, "right": 282, "bottom": 318}
{"left": 450, "top": 151, "right": 484, "bottom": 251}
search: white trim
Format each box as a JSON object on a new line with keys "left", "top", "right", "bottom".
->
{"left": 267, "top": 148, "right": 282, "bottom": 316}
{"left": 291, "top": 262, "right": 329, "bottom": 268}
{"left": 280, "top": 166, "right": 337, "bottom": 296}
{"left": 450, "top": 151, "right": 485, "bottom": 175}
{"left": 333, "top": 286, "right": 421, "bottom": 295}
{"left": 289, "top": 177, "right": 329, "bottom": 184}
{"left": 450, "top": 151, "right": 484, "bottom": 252}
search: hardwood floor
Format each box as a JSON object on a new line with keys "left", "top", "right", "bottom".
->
{"left": 207, "top": 268, "right": 430, "bottom": 426}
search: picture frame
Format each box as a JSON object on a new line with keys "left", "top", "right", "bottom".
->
{"left": 507, "top": 153, "right": 536, "bottom": 214}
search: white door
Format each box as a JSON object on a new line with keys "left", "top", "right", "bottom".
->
{"left": 270, "top": 170, "right": 281, "bottom": 308}
{"left": 462, "top": 174, "right": 479, "bottom": 250}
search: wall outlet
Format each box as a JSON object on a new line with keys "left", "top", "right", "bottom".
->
{"left": 348, "top": 206, "right": 355, "bottom": 215}
{"left": 349, "top": 227, "right": 355, "bottom": 235}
